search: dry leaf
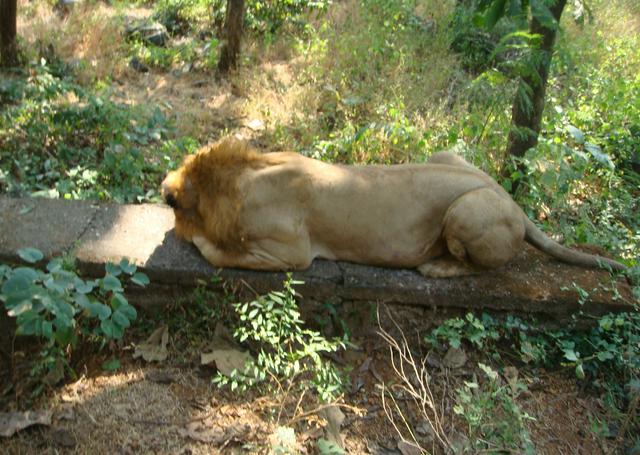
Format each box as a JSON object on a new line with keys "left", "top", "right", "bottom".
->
{"left": 503, "top": 366, "right": 520, "bottom": 393}
{"left": 200, "top": 349, "right": 252, "bottom": 376}
{"left": 133, "top": 325, "right": 169, "bottom": 362}
{"left": 0, "top": 411, "right": 52, "bottom": 437}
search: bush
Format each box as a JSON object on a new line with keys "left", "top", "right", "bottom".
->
{"left": 426, "top": 311, "right": 640, "bottom": 398}
{"left": 0, "top": 62, "right": 175, "bottom": 203}
{"left": 454, "top": 363, "right": 536, "bottom": 454}
{"left": 0, "top": 248, "right": 148, "bottom": 382}
{"left": 213, "top": 276, "right": 346, "bottom": 402}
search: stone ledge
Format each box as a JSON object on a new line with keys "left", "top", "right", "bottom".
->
{"left": 0, "top": 196, "right": 635, "bottom": 319}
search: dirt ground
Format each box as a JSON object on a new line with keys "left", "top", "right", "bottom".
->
{"left": 0, "top": 307, "right": 617, "bottom": 454}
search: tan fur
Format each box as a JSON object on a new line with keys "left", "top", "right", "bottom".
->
{"left": 161, "top": 138, "right": 627, "bottom": 277}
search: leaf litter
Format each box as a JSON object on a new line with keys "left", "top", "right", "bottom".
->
{"left": 133, "top": 324, "right": 169, "bottom": 362}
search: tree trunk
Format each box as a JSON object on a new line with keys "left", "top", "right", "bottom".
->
{"left": 0, "top": 0, "right": 18, "bottom": 67}
{"left": 218, "top": 0, "right": 245, "bottom": 74}
{"left": 506, "top": 0, "right": 567, "bottom": 162}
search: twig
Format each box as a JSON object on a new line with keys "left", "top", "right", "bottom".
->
{"left": 291, "top": 389, "right": 307, "bottom": 424}
{"left": 287, "top": 402, "right": 363, "bottom": 425}
{"left": 239, "top": 279, "right": 260, "bottom": 297}
{"left": 276, "top": 375, "right": 298, "bottom": 424}
{"left": 79, "top": 405, "right": 98, "bottom": 425}
{"left": 377, "top": 305, "right": 452, "bottom": 452}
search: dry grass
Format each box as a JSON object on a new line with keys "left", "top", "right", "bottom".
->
{"left": 17, "top": 0, "right": 149, "bottom": 83}
{"left": 15, "top": 0, "right": 465, "bottom": 154}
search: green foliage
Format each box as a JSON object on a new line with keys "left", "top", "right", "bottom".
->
{"left": 454, "top": 363, "right": 536, "bottom": 453}
{"left": 0, "top": 62, "right": 180, "bottom": 203}
{"left": 286, "top": 0, "right": 456, "bottom": 164}
{"left": 0, "top": 249, "right": 147, "bottom": 381}
{"left": 152, "top": 0, "right": 330, "bottom": 36}
{"left": 153, "top": 0, "right": 210, "bottom": 35}
{"left": 213, "top": 276, "right": 346, "bottom": 402}
{"left": 210, "top": 0, "right": 331, "bottom": 35}
{"left": 426, "top": 313, "right": 500, "bottom": 351}
{"left": 426, "top": 311, "right": 640, "bottom": 396}
{"left": 444, "top": 3, "right": 640, "bottom": 265}
{"left": 317, "top": 438, "right": 345, "bottom": 454}
{"left": 244, "top": 0, "right": 332, "bottom": 34}
{"left": 129, "top": 37, "right": 220, "bottom": 71}
{"left": 155, "top": 276, "right": 236, "bottom": 359}
{"left": 430, "top": 309, "right": 640, "bottom": 447}
{"left": 511, "top": 142, "right": 639, "bottom": 262}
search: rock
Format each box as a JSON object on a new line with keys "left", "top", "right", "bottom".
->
{"left": 0, "top": 411, "right": 52, "bottom": 437}
{"left": 55, "top": 0, "right": 80, "bottom": 17}
{"left": 125, "top": 20, "right": 169, "bottom": 47}
{"left": 129, "top": 57, "right": 149, "bottom": 73}
{"left": 443, "top": 346, "right": 467, "bottom": 369}
{"left": 246, "top": 119, "right": 265, "bottom": 131}
{"left": 321, "top": 405, "right": 345, "bottom": 449}
{"left": 1, "top": 196, "right": 634, "bottom": 321}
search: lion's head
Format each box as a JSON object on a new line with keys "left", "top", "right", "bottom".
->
{"left": 161, "top": 153, "right": 204, "bottom": 241}
{"left": 161, "top": 137, "right": 267, "bottom": 247}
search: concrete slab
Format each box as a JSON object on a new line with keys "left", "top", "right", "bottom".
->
{"left": 0, "top": 196, "right": 99, "bottom": 264}
{"left": 0, "top": 196, "right": 636, "bottom": 320}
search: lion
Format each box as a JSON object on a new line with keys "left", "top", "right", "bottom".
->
{"left": 161, "top": 138, "right": 627, "bottom": 278}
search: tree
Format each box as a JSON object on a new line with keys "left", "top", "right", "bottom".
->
{"left": 218, "top": 0, "right": 245, "bottom": 74}
{"left": 471, "top": 0, "right": 569, "bottom": 182}
{"left": 0, "top": 0, "right": 18, "bottom": 67}
{"left": 506, "top": 0, "right": 568, "bottom": 162}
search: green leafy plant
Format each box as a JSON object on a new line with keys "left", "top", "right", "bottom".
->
{"left": 0, "top": 61, "right": 175, "bottom": 203}
{"left": 129, "top": 39, "right": 199, "bottom": 70}
{"left": 454, "top": 363, "right": 536, "bottom": 454}
{"left": 213, "top": 276, "right": 346, "bottom": 402}
{"left": 153, "top": 0, "right": 210, "bottom": 35}
{"left": 0, "top": 248, "right": 148, "bottom": 381}
{"left": 244, "top": 0, "right": 332, "bottom": 34}
{"left": 427, "top": 312, "right": 639, "bottom": 380}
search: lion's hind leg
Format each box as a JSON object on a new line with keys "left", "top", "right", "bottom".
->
{"left": 417, "top": 257, "right": 480, "bottom": 278}
{"left": 444, "top": 187, "right": 525, "bottom": 268}
{"left": 418, "top": 188, "right": 525, "bottom": 278}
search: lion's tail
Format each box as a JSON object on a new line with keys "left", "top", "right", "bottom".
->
{"left": 524, "top": 217, "right": 627, "bottom": 273}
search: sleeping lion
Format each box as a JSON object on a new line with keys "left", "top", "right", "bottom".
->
{"left": 161, "top": 138, "right": 626, "bottom": 278}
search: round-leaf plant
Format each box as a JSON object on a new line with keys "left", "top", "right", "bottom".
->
{"left": 0, "top": 249, "right": 148, "bottom": 377}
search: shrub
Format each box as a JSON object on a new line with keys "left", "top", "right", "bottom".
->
{"left": 0, "top": 62, "right": 174, "bottom": 203}
{"left": 213, "top": 276, "right": 346, "bottom": 402}
{"left": 0, "top": 248, "right": 148, "bottom": 382}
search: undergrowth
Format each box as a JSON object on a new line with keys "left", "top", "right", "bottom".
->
{"left": 0, "top": 61, "right": 194, "bottom": 202}
{"left": 426, "top": 310, "right": 640, "bottom": 447}
{"left": 454, "top": 363, "right": 536, "bottom": 454}
{"left": 213, "top": 277, "right": 347, "bottom": 403}
{"left": 0, "top": 248, "right": 148, "bottom": 390}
